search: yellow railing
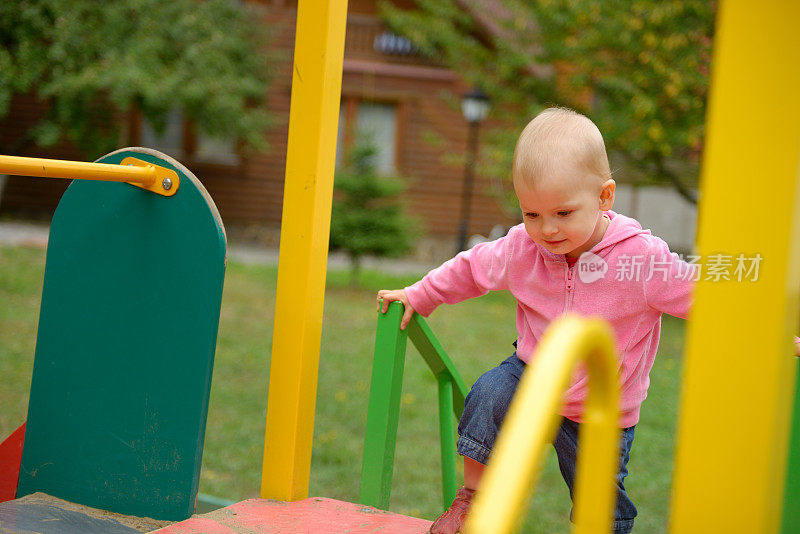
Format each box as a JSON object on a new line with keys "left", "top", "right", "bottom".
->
{"left": 0, "top": 154, "right": 179, "bottom": 196}
{"left": 464, "top": 315, "right": 620, "bottom": 534}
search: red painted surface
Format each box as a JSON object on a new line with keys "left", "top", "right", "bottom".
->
{"left": 153, "top": 497, "right": 433, "bottom": 533}
{"left": 0, "top": 423, "right": 25, "bottom": 503}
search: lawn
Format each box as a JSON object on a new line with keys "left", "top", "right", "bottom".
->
{"left": 0, "top": 244, "right": 686, "bottom": 533}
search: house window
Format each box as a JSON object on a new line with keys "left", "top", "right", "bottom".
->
{"left": 336, "top": 99, "right": 398, "bottom": 175}
{"left": 373, "top": 31, "right": 418, "bottom": 57}
{"left": 139, "top": 109, "right": 239, "bottom": 165}
{"left": 141, "top": 109, "right": 185, "bottom": 159}
{"left": 195, "top": 133, "right": 240, "bottom": 165}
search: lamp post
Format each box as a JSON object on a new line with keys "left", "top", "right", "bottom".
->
{"left": 457, "top": 87, "right": 490, "bottom": 253}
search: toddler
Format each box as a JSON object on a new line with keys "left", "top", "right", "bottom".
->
{"left": 377, "top": 107, "right": 696, "bottom": 534}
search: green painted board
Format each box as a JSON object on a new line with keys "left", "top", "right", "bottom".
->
{"left": 360, "top": 302, "right": 408, "bottom": 510}
{"left": 360, "top": 302, "right": 468, "bottom": 512}
{"left": 17, "top": 148, "right": 227, "bottom": 521}
{"left": 782, "top": 358, "right": 800, "bottom": 533}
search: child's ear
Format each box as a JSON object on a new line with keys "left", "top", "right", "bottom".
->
{"left": 599, "top": 179, "right": 616, "bottom": 210}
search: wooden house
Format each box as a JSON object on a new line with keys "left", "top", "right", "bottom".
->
{"left": 0, "top": 0, "right": 519, "bottom": 257}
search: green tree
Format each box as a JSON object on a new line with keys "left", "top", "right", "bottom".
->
{"left": 0, "top": 0, "right": 270, "bottom": 158}
{"left": 330, "top": 143, "right": 418, "bottom": 285}
{"left": 382, "top": 0, "right": 715, "bottom": 204}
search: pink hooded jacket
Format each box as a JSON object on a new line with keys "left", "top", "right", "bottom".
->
{"left": 405, "top": 211, "right": 695, "bottom": 427}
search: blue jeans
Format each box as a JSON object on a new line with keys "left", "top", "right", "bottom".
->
{"left": 456, "top": 354, "right": 638, "bottom": 534}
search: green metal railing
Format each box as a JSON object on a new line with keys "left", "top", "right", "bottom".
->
{"left": 359, "top": 301, "right": 468, "bottom": 511}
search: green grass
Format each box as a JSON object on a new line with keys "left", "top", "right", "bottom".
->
{"left": 0, "top": 244, "right": 686, "bottom": 533}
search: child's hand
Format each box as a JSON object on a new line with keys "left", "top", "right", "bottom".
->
{"left": 376, "top": 289, "right": 415, "bottom": 330}
{"left": 795, "top": 336, "right": 800, "bottom": 357}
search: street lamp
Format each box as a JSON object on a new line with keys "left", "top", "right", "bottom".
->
{"left": 457, "top": 87, "right": 491, "bottom": 253}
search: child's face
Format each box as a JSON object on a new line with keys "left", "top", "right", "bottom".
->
{"left": 516, "top": 163, "right": 615, "bottom": 258}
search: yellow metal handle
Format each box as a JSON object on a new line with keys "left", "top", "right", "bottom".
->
{"left": 0, "top": 154, "right": 179, "bottom": 196}
{"left": 464, "top": 314, "right": 620, "bottom": 534}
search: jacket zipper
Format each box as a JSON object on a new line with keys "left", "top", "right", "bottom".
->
{"left": 565, "top": 264, "right": 575, "bottom": 312}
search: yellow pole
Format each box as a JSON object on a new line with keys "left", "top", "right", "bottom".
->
{"left": 260, "top": 0, "right": 348, "bottom": 500}
{"left": 0, "top": 154, "right": 157, "bottom": 184}
{"left": 669, "top": 2, "right": 800, "bottom": 532}
{"left": 0, "top": 154, "right": 179, "bottom": 196}
{"left": 464, "top": 315, "right": 620, "bottom": 534}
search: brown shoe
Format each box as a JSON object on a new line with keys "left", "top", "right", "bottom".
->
{"left": 428, "top": 486, "right": 475, "bottom": 534}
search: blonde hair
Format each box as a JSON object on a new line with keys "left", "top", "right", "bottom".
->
{"left": 512, "top": 107, "right": 611, "bottom": 189}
